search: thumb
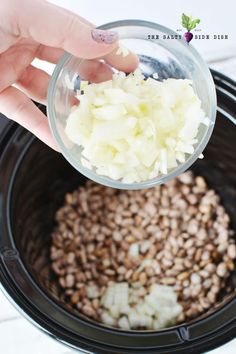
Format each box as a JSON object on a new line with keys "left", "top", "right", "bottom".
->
{"left": 15, "top": 0, "right": 118, "bottom": 59}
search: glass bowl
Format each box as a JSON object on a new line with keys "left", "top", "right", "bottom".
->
{"left": 47, "top": 20, "right": 216, "bottom": 190}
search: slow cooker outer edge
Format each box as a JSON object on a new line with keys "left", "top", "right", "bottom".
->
{"left": 0, "top": 74, "right": 236, "bottom": 353}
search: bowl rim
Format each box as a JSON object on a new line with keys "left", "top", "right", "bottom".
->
{"left": 47, "top": 19, "right": 217, "bottom": 190}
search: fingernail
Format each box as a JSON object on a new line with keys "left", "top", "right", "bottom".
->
{"left": 91, "top": 29, "right": 118, "bottom": 44}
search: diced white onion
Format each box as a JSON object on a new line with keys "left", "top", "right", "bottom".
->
{"left": 152, "top": 72, "right": 159, "bottom": 79}
{"left": 101, "top": 312, "right": 115, "bottom": 326}
{"left": 118, "top": 316, "right": 130, "bottom": 330}
{"left": 65, "top": 69, "right": 207, "bottom": 183}
{"left": 116, "top": 45, "right": 130, "bottom": 57}
{"left": 140, "top": 240, "right": 151, "bottom": 254}
{"left": 128, "top": 243, "right": 139, "bottom": 258}
{"left": 86, "top": 284, "right": 100, "bottom": 299}
{"left": 100, "top": 282, "right": 182, "bottom": 330}
{"left": 81, "top": 157, "right": 92, "bottom": 170}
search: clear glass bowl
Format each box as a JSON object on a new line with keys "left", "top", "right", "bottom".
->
{"left": 47, "top": 20, "right": 216, "bottom": 190}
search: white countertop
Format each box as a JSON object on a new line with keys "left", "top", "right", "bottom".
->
{"left": 0, "top": 0, "right": 236, "bottom": 353}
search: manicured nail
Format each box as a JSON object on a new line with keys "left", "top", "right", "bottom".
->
{"left": 91, "top": 29, "right": 118, "bottom": 44}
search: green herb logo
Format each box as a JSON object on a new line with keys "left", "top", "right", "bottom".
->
{"left": 182, "top": 13, "right": 200, "bottom": 43}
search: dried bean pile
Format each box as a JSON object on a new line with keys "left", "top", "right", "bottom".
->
{"left": 50, "top": 171, "right": 236, "bottom": 328}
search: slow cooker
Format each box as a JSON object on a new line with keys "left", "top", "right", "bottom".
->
{"left": 0, "top": 70, "right": 235, "bottom": 353}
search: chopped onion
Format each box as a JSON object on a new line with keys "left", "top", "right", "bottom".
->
{"left": 137, "top": 259, "right": 154, "bottom": 272}
{"left": 101, "top": 312, "right": 115, "bottom": 326}
{"left": 81, "top": 157, "right": 92, "bottom": 170}
{"left": 198, "top": 153, "right": 204, "bottom": 159}
{"left": 65, "top": 69, "right": 208, "bottom": 183}
{"left": 152, "top": 72, "right": 159, "bottom": 79}
{"left": 128, "top": 243, "right": 139, "bottom": 258}
{"left": 118, "top": 316, "right": 130, "bottom": 330}
{"left": 116, "top": 45, "right": 130, "bottom": 57}
{"left": 140, "top": 240, "right": 151, "bottom": 253}
{"left": 86, "top": 284, "right": 100, "bottom": 299}
{"left": 100, "top": 282, "right": 182, "bottom": 330}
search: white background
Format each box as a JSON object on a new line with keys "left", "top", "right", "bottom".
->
{"left": 49, "top": 0, "right": 236, "bottom": 77}
{"left": 1, "top": 0, "right": 236, "bottom": 353}
{"left": 50, "top": 0, "right": 236, "bottom": 60}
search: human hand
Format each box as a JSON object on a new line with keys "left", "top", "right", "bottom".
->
{"left": 0, "top": 0, "right": 138, "bottom": 150}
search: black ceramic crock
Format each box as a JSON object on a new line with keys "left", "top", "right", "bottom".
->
{"left": 0, "top": 71, "right": 235, "bottom": 353}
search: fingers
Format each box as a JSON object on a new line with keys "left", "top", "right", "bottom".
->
{"left": 36, "top": 45, "right": 64, "bottom": 64}
{"left": 104, "top": 46, "right": 140, "bottom": 73}
{"left": 78, "top": 60, "right": 113, "bottom": 83}
{"left": 16, "top": 65, "right": 50, "bottom": 104}
{"left": 0, "top": 40, "right": 36, "bottom": 92}
{"left": 77, "top": 48, "right": 139, "bottom": 84}
{"left": 25, "top": 2, "right": 138, "bottom": 73}
{"left": 0, "top": 86, "right": 59, "bottom": 151}
{"left": 17, "top": 0, "right": 118, "bottom": 59}
{"left": 36, "top": 43, "right": 139, "bottom": 81}
{"left": 33, "top": 47, "right": 138, "bottom": 93}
